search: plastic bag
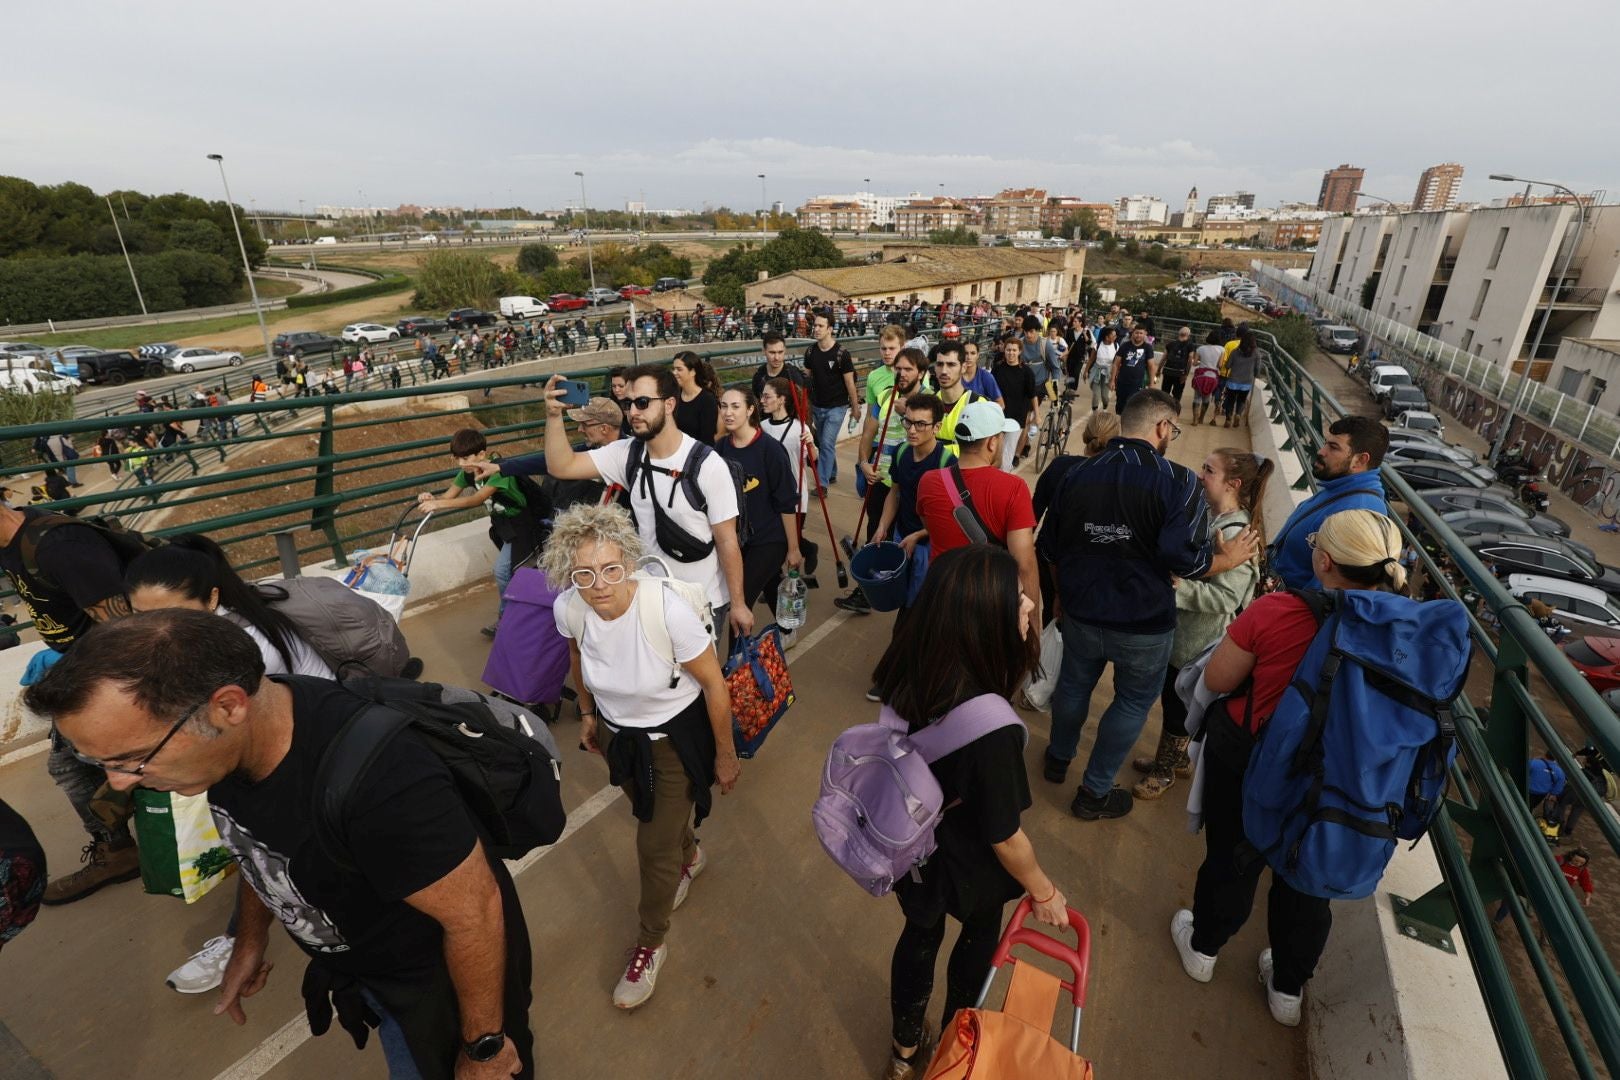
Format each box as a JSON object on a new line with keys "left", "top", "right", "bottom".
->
{"left": 346, "top": 551, "right": 409, "bottom": 596}
{"left": 1021, "top": 623, "right": 1063, "bottom": 712}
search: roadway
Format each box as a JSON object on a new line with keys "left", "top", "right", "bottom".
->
{"left": 0, "top": 409, "right": 1305, "bottom": 1079}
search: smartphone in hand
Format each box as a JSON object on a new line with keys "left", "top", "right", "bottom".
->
{"left": 556, "top": 379, "right": 591, "bottom": 406}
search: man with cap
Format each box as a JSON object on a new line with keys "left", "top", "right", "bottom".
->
{"left": 914, "top": 398, "right": 1040, "bottom": 623}
{"left": 469, "top": 396, "right": 620, "bottom": 512}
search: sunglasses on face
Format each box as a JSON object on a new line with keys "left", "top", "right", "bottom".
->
{"left": 625, "top": 396, "right": 665, "bottom": 412}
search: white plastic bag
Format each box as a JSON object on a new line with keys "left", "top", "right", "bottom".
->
{"left": 1022, "top": 622, "right": 1063, "bottom": 711}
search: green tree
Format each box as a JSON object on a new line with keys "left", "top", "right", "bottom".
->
{"left": 1359, "top": 274, "right": 1378, "bottom": 308}
{"left": 413, "top": 250, "right": 520, "bottom": 310}
{"left": 1100, "top": 235, "right": 1119, "bottom": 255}
{"left": 701, "top": 226, "right": 849, "bottom": 308}
{"left": 1265, "top": 313, "right": 1318, "bottom": 363}
{"left": 167, "top": 219, "right": 227, "bottom": 256}
{"left": 1116, "top": 287, "right": 1221, "bottom": 325}
{"left": 516, "top": 243, "right": 559, "bottom": 276}
{"left": 927, "top": 225, "right": 977, "bottom": 246}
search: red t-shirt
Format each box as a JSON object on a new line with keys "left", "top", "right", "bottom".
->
{"left": 915, "top": 464, "right": 1037, "bottom": 554}
{"left": 1560, "top": 856, "right": 1594, "bottom": 895}
{"left": 1223, "top": 591, "right": 1323, "bottom": 733}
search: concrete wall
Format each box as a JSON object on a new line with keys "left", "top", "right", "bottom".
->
{"left": 1309, "top": 216, "right": 1351, "bottom": 287}
{"left": 1372, "top": 211, "right": 1470, "bottom": 329}
{"left": 1546, "top": 338, "right": 1620, "bottom": 415}
{"left": 1434, "top": 204, "right": 1569, "bottom": 370}
{"left": 1331, "top": 215, "right": 1397, "bottom": 305}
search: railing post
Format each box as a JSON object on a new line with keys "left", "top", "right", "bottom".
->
{"left": 1580, "top": 403, "right": 1596, "bottom": 442}
{"left": 311, "top": 403, "right": 345, "bottom": 565}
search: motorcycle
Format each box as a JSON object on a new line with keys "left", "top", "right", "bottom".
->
{"left": 1519, "top": 474, "right": 1551, "bottom": 513}
{"left": 1538, "top": 615, "right": 1572, "bottom": 645}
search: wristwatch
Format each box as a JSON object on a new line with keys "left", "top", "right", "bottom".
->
{"left": 464, "top": 1032, "right": 505, "bottom": 1062}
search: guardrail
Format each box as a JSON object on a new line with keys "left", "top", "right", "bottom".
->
{"left": 1254, "top": 323, "right": 1620, "bottom": 1079}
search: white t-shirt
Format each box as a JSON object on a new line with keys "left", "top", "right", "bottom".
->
{"left": 588, "top": 434, "right": 739, "bottom": 608}
{"left": 554, "top": 582, "right": 709, "bottom": 729}
{"left": 219, "top": 607, "right": 335, "bottom": 679}
{"left": 761, "top": 415, "right": 812, "bottom": 512}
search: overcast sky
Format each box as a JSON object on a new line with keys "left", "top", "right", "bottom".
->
{"left": 7, "top": 0, "right": 1616, "bottom": 215}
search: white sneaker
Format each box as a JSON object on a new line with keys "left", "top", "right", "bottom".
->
{"left": 672, "top": 845, "right": 707, "bottom": 911}
{"left": 1171, "top": 909, "right": 1216, "bottom": 983}
{"left": 1258, "top": 949, "right": 1303, "bottom": 1026}
{"left": 166, "top": 935, "right": 235, "bottom": 994}
{"left": 613, "top": 944, "right": 666, "bottom": 1010}
{"left": 780, "top": 627, "right": 799, "bottom": 651}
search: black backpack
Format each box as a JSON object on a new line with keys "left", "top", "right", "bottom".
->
{"left": 17, "top": 512, "right": 159, "bottom": 586}
{"left": 623, "top": 438, "right": 749, "bottom": 562}
{"left": 312, "top": 676, "right": 566, "bottom": 867}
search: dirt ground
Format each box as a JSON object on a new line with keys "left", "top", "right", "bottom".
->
{"left": 169, "top": 288, "right": 417, "bottom": 351}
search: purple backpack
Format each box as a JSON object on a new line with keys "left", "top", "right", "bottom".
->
{"left": 481, "top": 569, "right": 570, "bottom": 709}
{"left": 812, "top": 694, "right": 1026, "bottom": 897}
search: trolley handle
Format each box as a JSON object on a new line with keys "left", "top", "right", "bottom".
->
{"left": 989, "top": 895, "right": 1092, "bottom": 1008}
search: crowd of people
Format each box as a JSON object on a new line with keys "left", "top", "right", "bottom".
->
{"left": 0, "top": 297, "right": 1546, "bottom": 1080}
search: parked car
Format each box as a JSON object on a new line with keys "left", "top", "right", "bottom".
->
{"left": 1316, "top": 324, "right": 1358, "bottom": 353}
{"left": 272, "top": 331, "right": 345, "bottom": 359}
{"left": 0, "top": 368, "right": 78, "bottom": 394}
{"left": 1387, "top": 459, "right": 1496, "bottom": 491}
{"left": 1562, "top": 637, "right": 1620, "bottom": 693}
{"left": 617, "top": 284, "right": 652, "bottom": 299}
{"left": 396, "top": 316, "right": 447, "bottom": 337}
{"left": 166, "top": 347, "right": 245, "bottom": 373}
{"left": 498, "top": 296, "right": 550, "bottom": 319}
{"left": 55, "top": 345, "right": 106, "bottom": 360}
{"left": 583, "top": 287, "right": 620, "bottom": 307}
{"left": 653, "top": 277, "right": 685, "bottom": 292}
{"left": 0, "top": 342, "right": 48, "bottom": 359}
{"left": 547, "top": 293, "right": 589, "bottom": 312}
{"left": 1421, "top": 487, "right": 1572, "bottom": 532}
{"left": 1392, "top": 410, "right": 1445, "bottom": 439}
{"left": 1368, "top": 365, "right": 1413, "bottom": 400}
{"left": 138, "top": 343, "right": 183, "bottom": 367}
{"left": 341, "top": 323, "right": 400, "bottom": 344}
{"left": 74, "top": 350, "right": 152, "bottom": 386}
{"left": 1506, "top": 574, "right": 1620, "bottom": 630}
{"left": 446, "top": 308, "right": 497, "bottom": 329}
{"left": 1384, "top": 385, "right": 1430, "bottom": 419}
{"left": 1466, "top": 534, "right": 1620, "bottom": 597}
{"left": 1441, "top": 510, "right": 1588, "bottom": 554}
{"left": 1386, "top": 443, "right": 1495, "bottom": 482}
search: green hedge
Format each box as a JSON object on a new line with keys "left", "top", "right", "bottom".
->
{"left": 0, "top": 250, "right": 239, "bottom": 322}
{"left": 284, "top": 272, "right": 411, "bottom": 309}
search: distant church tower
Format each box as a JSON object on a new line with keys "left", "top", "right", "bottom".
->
{"left": 1185, "top": 187, "right": 1199, "bottom": 218}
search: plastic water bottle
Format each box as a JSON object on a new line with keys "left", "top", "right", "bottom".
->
{"left": 775, "top": 570, "right": 807, "bottom": 630}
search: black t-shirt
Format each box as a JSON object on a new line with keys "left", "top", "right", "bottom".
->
{"left": 1161, "top": 339, "right": 1195, "bottom": 375}
{"left": 207, "top": 676, "right": 481, "bottom": 978}
{"left": 715, "top": 431, "right": 796, "bottom": 547}
{"left": 888, "top": 442, "right": 953, "bottom": 538}
{"left": 751, "top": 362, "right": 808, "bottom": 401}
{"left": 992, "top": 361, "right": 1039, "bottom": 425}
{"left": 895, "top": 721, "right": 1030, "bottom": 921}
{"left": 673, "top": 390, "right": 719, "bottom": 443}
{"left": 0, "top": 796, "right": 45, "bottom": 946}
{"left": 1114, "top": 342, "right": 1155, "bottom": 390}
{"left": 0, "top": 510, "right": 127, "bottom": 651}
{"left": 804, "top": 342, "right": 854, "bottom": 408}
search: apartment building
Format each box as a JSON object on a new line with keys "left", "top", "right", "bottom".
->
{"left": 1367, "top": 210, "right": 1471, "bottom": 331}
{"left": 795, "top": 199, "right": 875, "bottom": 231}
{"left": 983, "top": 188, "right": 1048, "bottom": 234}
{"left": 745, "top": 246, "right": 1085, "bottom": 308}
{"left": 1117, "top": 194, "right": 1170, "bottom": 225}
{"left": 1255, "top": 220, "right": 1324, "bottom": 248}
{"left": 1412, "top": 163, "right": 1464, "bottom": 213}
{"left": 1317, "top": 165, "right": 1365, "bottom": 214}
{"left": 894, "top": 198, "right": 980, "bottom": 238}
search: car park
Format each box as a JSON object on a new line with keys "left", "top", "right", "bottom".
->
{"left": 1387, "top": 459, "right": 1497, "bottom": 491}
{"left": 499, "top": 296, "right": 551, "bottom": 319}
{"left": 1562, "top": 637, "right": 1620, "bottom": 693}
{"left": 74, "top": 350, "right": 152, "bottom": 385}
{"left": 446, "top": 308, "right": 497, "bottom": 329}
{"left": 396, "top": 316, "right": 447, "bottom": 337}
{"left": 1384, "top": 385, "right": 1430, "bottom": 420}
{"left": 341, "top": 323, "right": 400, "bottom": 344}
{"left": 583, "top": 287, "right": 620, "bottom": 306}
{"left": 653, "top": 277, "right": 685, "bottom": 292}
{"left": 1368, "top": 365, "right": 1413, "bottom": 400}
{"left": 1441, "top": 510, "right": 1588, "bottom": 553}
{"left": 1392, "top": 410, "right": 1445, "bottom": 439}
{"left": 166, "top": 346, "right": 245, "bottom": 373}
{"left": 272, "top": 331, "right": 346, "bottom": 359}
{"left": 1506, "top": 574, "right": 1620, "bottom": 630}
{"left": 547, "top": 293, "right": 589, "bottom": 312}
{"left": 0, "top": 368, "right": 78, "bottom": 394}
{"left": 617, "top": 285, "right": 652, "bottom": 298}
{"left": 1466, "top": 533, "right": 1620, "bottom": 597}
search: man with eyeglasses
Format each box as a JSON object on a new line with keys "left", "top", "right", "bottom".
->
{"left": 541, "top": 366, "right": 752, "bottom": 640}
{"left": 1037, "top": 389, "right": 1258, "bottom": 821}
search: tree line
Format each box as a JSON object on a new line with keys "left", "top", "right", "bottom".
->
{"left": 411, "top": 242, "right": 694, "bottom": 311}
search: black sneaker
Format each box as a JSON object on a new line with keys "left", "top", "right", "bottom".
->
{"left": 1071, "top": 786, "right": 1133, "bottom": 820}
{"left": 1042, "top": 751, "right": 1069, "bottom": 784}
{"left": 865, "top": 686, "right": 881, "bottom": 703}
{"left": 833, "top": 587, "right": 872, "bottom": 615}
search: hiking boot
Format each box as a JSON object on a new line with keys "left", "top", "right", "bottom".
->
{"left": 481, "top": 624, "right": 497, "bottom": 638}
{"left": 1171, "top": 909, "right": 1216, "bottom": 983}
{"left": 1132, "top": 735, "right": 1191, "bottom": 800}
{"left": 42, "top": 840, "right": 141, "bottom": 906}
{"left": 1132, "top": 732, "right": 1192, "bottom": 777}
{"left": 672, "top": 845, "right": 706, "bottom": 911}
{"left": 882, "top": 1022, "right": 936, "bottom": 1080}
{"left": 833, "top": 587, "right": 872, "bottom": 615}
{"left": 166, "top": 935, "right": 235, "bottom": 994}
{"left": 1042, "top": 751, "right": 1070, "bottom": 784}
{"left": 1258, "top": 949, "right": 1303, "bottom": 1027}
{"left": 613, "top": 944, "right": 666, "bottom": 1010}
{"left": 1071, "top": 785, "right": 1133, "bottom": 820}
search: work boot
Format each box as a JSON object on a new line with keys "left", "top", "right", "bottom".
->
{"left": 833, "top": 587, "right": 872, "bottom": 615}
{"left": 1132, "top": 732, "right": 1191, "bottom": 777}
{"left": 1133, "top": 735, "right": 1192, "bottom": 800}
{"left": 43, "top": 839, "right": 141, "bottom": 906}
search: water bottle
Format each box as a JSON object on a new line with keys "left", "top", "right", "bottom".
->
{"left": 775, "top": 570, "right": 807, "bottom": 630}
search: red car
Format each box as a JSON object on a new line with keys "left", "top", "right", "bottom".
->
{"left": 618, "top": 284, "right": 652, "bottom": 298}
{"left": 1563, "top": 637, "right": 1620, "bottom": 692}
{"left": 547, "top": 293, "right": 589, "bottom": 312}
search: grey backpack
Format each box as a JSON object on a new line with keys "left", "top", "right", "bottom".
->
{"left": 259, "top": 576, "right": 412, "bottom": 678}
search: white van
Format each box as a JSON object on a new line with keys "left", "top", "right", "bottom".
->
{"left": 1369, "top": 364, "right": 1413, "bottom": 400}
{"left": 0, "top": 368, "right": 80, "bottom": 394}
{"left": 499, "top": 295, "right": 551, "bottom": 318}
{"left": 313, "top": 236, "right": 338, "bottom": 245}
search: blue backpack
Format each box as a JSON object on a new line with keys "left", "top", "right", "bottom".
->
{"left": 1242, "top": 590, "right": 1471, "bottom": 900}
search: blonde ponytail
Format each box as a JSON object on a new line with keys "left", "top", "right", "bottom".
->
{"left": 1317, "top": 509, "right": 1406, "bottom": 594}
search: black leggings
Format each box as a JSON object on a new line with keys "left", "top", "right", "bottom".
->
{"left": 1160, "top": 665, "right": 1188, "bottom": 738}
{"left": 889, "top": 903, "right": 1004, "bottom": 1047}
{"left": 1223, "top": 387, "right": 1251, "bottom": 418}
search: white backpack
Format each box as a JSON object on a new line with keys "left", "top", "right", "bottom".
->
{"left": 562, "top": 561, "right": 714, "bottom": 688}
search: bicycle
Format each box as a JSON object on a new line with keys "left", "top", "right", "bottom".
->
{"left": 1034, "top": 383, "right": 1076, "bottom": 473}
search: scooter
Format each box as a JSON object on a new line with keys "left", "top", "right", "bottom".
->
{"left": 1519, "top": 475, "right": 1551, "bottom": 513}
{"left": 1538, "top": 615, "right": 1572, "bottom": 645}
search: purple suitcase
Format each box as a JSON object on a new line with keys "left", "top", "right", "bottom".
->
{"left": 482, "top": 568, "right": 571, "bottom": 708}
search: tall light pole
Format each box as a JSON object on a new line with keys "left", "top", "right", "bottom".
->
{"left": 298, "top": 198, "right": 318, "bottom": 270}
{"left": 575, "top": 171, "right": 595, "bottom": 291}
{"left": 207, "top": 154, "right": 273, "bottom": 364}
{"left": 1487, "top": 173, "right": 1587, "bottom": 459}
{"left": 105, "top": 195, "right": 148, "bottom": 317}
{"left": 358, "top": 189, "right": 375, "bottom": 244}
{"left": 758, "top": 173, "right": 767, "bottom": 236}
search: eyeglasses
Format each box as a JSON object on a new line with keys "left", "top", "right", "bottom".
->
{"left": 625, "top": 396, "right": 664, "bottom": 412}
{"left": 71, "top": 697, "right": 209, "bottom": 777}
{"left": 571, "top": 563, "right": 628, "bottom": 588}
{"left": 1161, "top": 420, "right": 1182, "bottom": 441}
{"left": 901, "top": 418, "right": 938, "bottom": 430}
{"left": 1306, "top": 532, "right": 1318, "bottom": 549}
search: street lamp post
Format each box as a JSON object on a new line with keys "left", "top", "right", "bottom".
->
{"left": 105, "top": 195, "right": 148, "bottom": 317}
{"left": 298, "top": 198, "right": 318, "bottom": 271}
{"left": 1487, "top": 173, "right": 1587, "bottom": 459}
{"left": 758, "top": 174, "right": 767, "bottom": 236}
{"left": 575, "top": 171, "right": 595, "bottom": 292}
{"left": 206, "top": 154, "right": 273, "bottom": 365}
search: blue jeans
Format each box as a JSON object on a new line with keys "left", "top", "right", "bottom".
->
{"left": 359, "top": 989, "right": 424, "bottom": 1080}
{"left": 493, "top": 541, "right": 514, "bottom": 618}
{"left": 1048, "top": 616, "right": 1175, "bottom": 798}
{"left": 811, "top": 405, "right": 847, "bottom": 486}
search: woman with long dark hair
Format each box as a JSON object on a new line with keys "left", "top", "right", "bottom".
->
{"left": 1222, "top": 329, "right": 1261, "bottom": 428}
{"left": 671, "top": 351, "right": 722, "bottom": 442}
{"left": 872, "top": 545, "right": 1070, "bottom": 1079}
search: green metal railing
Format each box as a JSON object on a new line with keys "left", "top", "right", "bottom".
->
{"left": 1256, "top": 327, "right": 1620, "bottom": 1079}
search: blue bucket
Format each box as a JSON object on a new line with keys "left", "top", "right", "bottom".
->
{"left": 850, "top": 542, "right": 910, "bottom": 612}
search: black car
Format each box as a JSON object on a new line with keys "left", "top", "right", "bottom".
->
{"left": 1419, "top": 486, "right": 1550, "bottom": 524}
{"left": 446, "top": 308, "right": 496, "bottom": 329}
{"left": 653, "top": 277, "right": 685, "bottom": 292}
{"left": 1441, "top": 509, "right": 1585, "bottom": 552}
{"left": 1384, "top": 385, "right": 1429, "bottom": 419}
{"left": 1465, "top": 533, "right": 1620, "bottom": 597}
{"left": 397, "top": 316, "right": 448, "bottom": 336}
{"left": 75, "top": 349, "right": 157, "bottom": 385}
{"left": 1386, "top": 459, "right": 1493, "bottom": 492}
{"left": 272, "top": 331, "right": 346, "bottom": 359}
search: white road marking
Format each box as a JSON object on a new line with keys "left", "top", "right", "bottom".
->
{"left": 0, "top": 739, "right": 49, "bottom": 769}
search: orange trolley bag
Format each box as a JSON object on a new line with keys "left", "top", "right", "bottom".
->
{"left": 923, "top": 895, "right": 1095, "bottom": 1079}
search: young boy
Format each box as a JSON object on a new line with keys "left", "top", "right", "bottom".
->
{"left": 417, "top": 428, "right": 550, "bottom": 637}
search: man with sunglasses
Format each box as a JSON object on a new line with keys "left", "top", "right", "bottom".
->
{"left": 1036, "top": 389, "right": 1258, "bottom": 822}
{"left": 24, "top": 610, "right": 536, "bottom": 1079}
{"left": 541, "top": 366, "right": 752, "bottom": 640}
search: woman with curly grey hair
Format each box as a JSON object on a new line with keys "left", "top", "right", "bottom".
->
{"left": 542, "top": 503, "right": 738, "bottom": 1012}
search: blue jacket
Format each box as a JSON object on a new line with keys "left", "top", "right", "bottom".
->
{"left": 1269, "top": 471, "right": 1389, "bottom": 589}
{"left": 1037, "top": 437, "right": 1211, "bottom": 635}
